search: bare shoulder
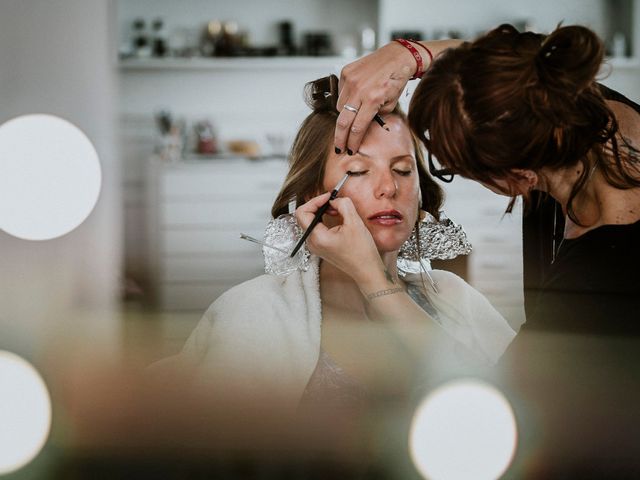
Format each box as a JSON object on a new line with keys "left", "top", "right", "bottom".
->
{"left": 607, "top": 99, "right": 640, "bottom": 150}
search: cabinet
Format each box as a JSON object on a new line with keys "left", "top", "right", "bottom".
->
{"left": 146, "top": 157, "right": 288, "bottom": 310}
{"left": 441, "top": 179, "right": 525, "bottom": 331}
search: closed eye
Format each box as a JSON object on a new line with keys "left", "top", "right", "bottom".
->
{"left": 394, "top": 169, "right": 412, "bottom": 176}
{"left": 348, "top": 170, "right": 369, "bottom": 176}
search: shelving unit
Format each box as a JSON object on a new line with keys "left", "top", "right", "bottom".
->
{"left": 146, "top": 156, "right": 288, "bottom": 310}
{"left": 606, "top": 57, "right": 640, "bottom": 69}
{"left": 118, "top": 56, "right": 351, "bottom": 71}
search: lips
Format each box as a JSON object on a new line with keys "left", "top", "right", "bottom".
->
{"left": 368, "top": 210, "right": 403, "bottom": 220}
{"left": 368, "top": 209, "right": 403, "bottom": 226}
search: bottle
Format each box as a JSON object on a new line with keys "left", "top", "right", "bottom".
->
{"left": 278, "top": 21, "right": 297, "bottom": 56}
{"left": 360, "top": 26, "right": 376, "bottom": 55}
{"left": 132, "top": 18, "right": 151, "bottom": 58}
{"left": 613, "top": 32, "right": 627, "bottom": 58}
{"left": 151, "top": 18, "right": 168, "bottom": 57}
{"left": 201, "top": 20, "right": 222, "bottom": 57}
{"left": 216, "top": 21, "right": 239, "bottom": 56}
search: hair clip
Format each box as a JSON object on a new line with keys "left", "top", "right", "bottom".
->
{"left": 312, "top": 91, "right": 333, "bottom": 100}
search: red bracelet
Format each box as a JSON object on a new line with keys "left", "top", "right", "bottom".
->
{"left": 394, "top": 38, "right": 424, "bottom": 80}
{"left": 408, "top": 39, "right": 434, "bottom": 69}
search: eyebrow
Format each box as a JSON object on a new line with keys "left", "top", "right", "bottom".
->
{"left": 350, "top": 152, "right": 414, "bottom": 161}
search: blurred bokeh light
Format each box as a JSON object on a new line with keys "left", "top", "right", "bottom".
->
{"left": 0, "top": 350, "right": 52, "bottom": 475}
{"left": 409, "top": 378, "right": 517, "bottom": 480}
{"left": 0, "top": 114, "right": 101, "bottom": 241}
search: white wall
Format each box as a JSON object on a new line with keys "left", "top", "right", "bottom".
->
{"left": 600, "top": 0, "right": 640, "bottom": 101}
{"left": 379, "top": 0, "right": 607, "bottom": 40}
{"left": 0, "top": 0, "right": 121, "bottom": 359}
{"left": 379, "top": 0, "right": 638, "bottom": 100}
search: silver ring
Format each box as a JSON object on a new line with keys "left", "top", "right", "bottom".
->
{"left": 343, "top": 104, "right": 359, "bottom": 114}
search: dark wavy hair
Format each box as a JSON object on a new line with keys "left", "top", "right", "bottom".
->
{"left": 409, "top": 23, "right": 640, "bottom": 224}
{"left": 272, "top": 74, "right": 444, "bottom": 220}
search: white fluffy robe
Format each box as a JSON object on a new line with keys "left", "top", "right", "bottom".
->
{"left": 164, "top": 257, "right": 516, "bottom": 410}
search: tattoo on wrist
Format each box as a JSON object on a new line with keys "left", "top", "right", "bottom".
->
{"left": 384, "top": 269, "right": 397, "bottom": 285}
{"left": 366, "top": 287, "right": 404, "bottom": 301}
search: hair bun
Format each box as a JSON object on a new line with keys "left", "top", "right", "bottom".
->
{"left": 535, "top": 25, "right": 604, "bottom": 96}
{"left": 304, "top": 74, "right": 339, "bottom": 112}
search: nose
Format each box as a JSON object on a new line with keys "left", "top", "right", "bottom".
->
{"left": 374, "top": 171, "right": 398, "bottom": 199}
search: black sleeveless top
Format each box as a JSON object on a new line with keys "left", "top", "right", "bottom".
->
{"left": 522, "top": 85, "right": 640, "bottom": 335}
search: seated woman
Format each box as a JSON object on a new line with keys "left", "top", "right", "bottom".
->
{"left": 160, "top": 75, "right": 515, "bottom": 412}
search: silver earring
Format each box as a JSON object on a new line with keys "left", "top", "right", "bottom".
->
{"left": 397, "top": 210, "right": 473, "bottom": 275}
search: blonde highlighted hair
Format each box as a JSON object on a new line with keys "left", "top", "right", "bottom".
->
{"left": 271, "top": 75, "right": 444, "bottom": 219}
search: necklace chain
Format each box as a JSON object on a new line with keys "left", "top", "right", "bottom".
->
{"left": 551, "top": 205, "right": 564, "bottom": 264}
{"left": 550, "top": 162, "right": 599, "bottom": 264}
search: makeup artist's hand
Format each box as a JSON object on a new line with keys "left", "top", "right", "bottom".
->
{"left": 335, "top": 39, "right": 462, "bottom": 154}
{"left": 295, "top": 193, "right": 383, "bottom": 282}
{"left": 335, "top": 42, "right": 412, "bottom": 155}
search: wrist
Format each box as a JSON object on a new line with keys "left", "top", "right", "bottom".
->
{"left": 408, "top": 40, "right": 433, "bottom": 72}
{"left": 386, "top": 40, "right": 420, "bottom": 79}
{"left": 353, "top": 259, "right": 398, "bottom": 295}
{"left": 393, "top": 38, "right": 424, "bottom": 79}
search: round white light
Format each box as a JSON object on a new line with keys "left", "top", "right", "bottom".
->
{"left": 0, "top": 114, "right": 102, "bottom": 241}
{"left": 0, "top": 350, "right": 52, "bottom": 475}
{"left": 409, "top": 379, "right": 517, "bottom": 480}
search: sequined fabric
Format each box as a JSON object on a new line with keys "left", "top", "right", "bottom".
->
{"left": 298, "top": 349, "right": 369, "bottom": 410}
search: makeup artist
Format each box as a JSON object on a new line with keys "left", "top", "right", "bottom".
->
{"left": 334, "top": 24, "right": 640, "bottom": 334}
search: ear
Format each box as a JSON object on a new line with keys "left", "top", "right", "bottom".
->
{"left": 509, "top": 168, "right": 538, "bottom": 194}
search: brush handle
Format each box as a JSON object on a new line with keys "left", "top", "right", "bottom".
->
{"left": 289, "top": 195, "right": 334, "bottom": 258}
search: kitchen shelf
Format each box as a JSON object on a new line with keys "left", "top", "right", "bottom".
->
{"left": 119, "top": 56, "right": 353, "bottom": 71}
{"left": 606, "top": 57, "right": 640, "bottom": 69}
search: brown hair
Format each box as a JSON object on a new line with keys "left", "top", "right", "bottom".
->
{"left": 271, "top": 75, "right": 444, "bottom": 220}
{"left": 408, "top": 23, "right": 640, "bottom": 224}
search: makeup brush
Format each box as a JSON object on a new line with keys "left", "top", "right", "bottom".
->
{"left": 289, "top": 172, "right": 351, "bottom": 258}
{"left": 373, "top": 114, "right": 390, "bottom": 131}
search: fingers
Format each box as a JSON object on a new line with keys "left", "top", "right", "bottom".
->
{"left": 335, "top": 69, "right": 352, "bottom": 153}
{"left": 335, "top": 76, "right": 396, "bottom": 154}
{"left": 334, "top": 100, "right": 383, "bottom": 155}
{"left": 336, "top": 51, "right": 411, "bottom": 153}
{"left": 345, "top": 102, "right": 380, "bottom": 154}
{"left": 336, "top": 69, "right": 351, "bottom": 114}
{"left": 334, "top": 105, "right": 358, "bottom": 155}
{"left": 328, "top": 197, "right": 361, "bottom": 224}
{"left": 294, "top": 195, "right": 361, "bottom": 246}
{"left": 380, "top": 92, "right": 400, "bottom": 114}
{"left": 294, "top": 192, "right": 331, "bottom": 230}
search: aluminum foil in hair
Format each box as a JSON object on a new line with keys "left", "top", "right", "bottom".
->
{"left": 398, "top": 211, "right": 473, "bottom": 263}
{"left": 263, "top": 214, "right": 310, "bottom": 275}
